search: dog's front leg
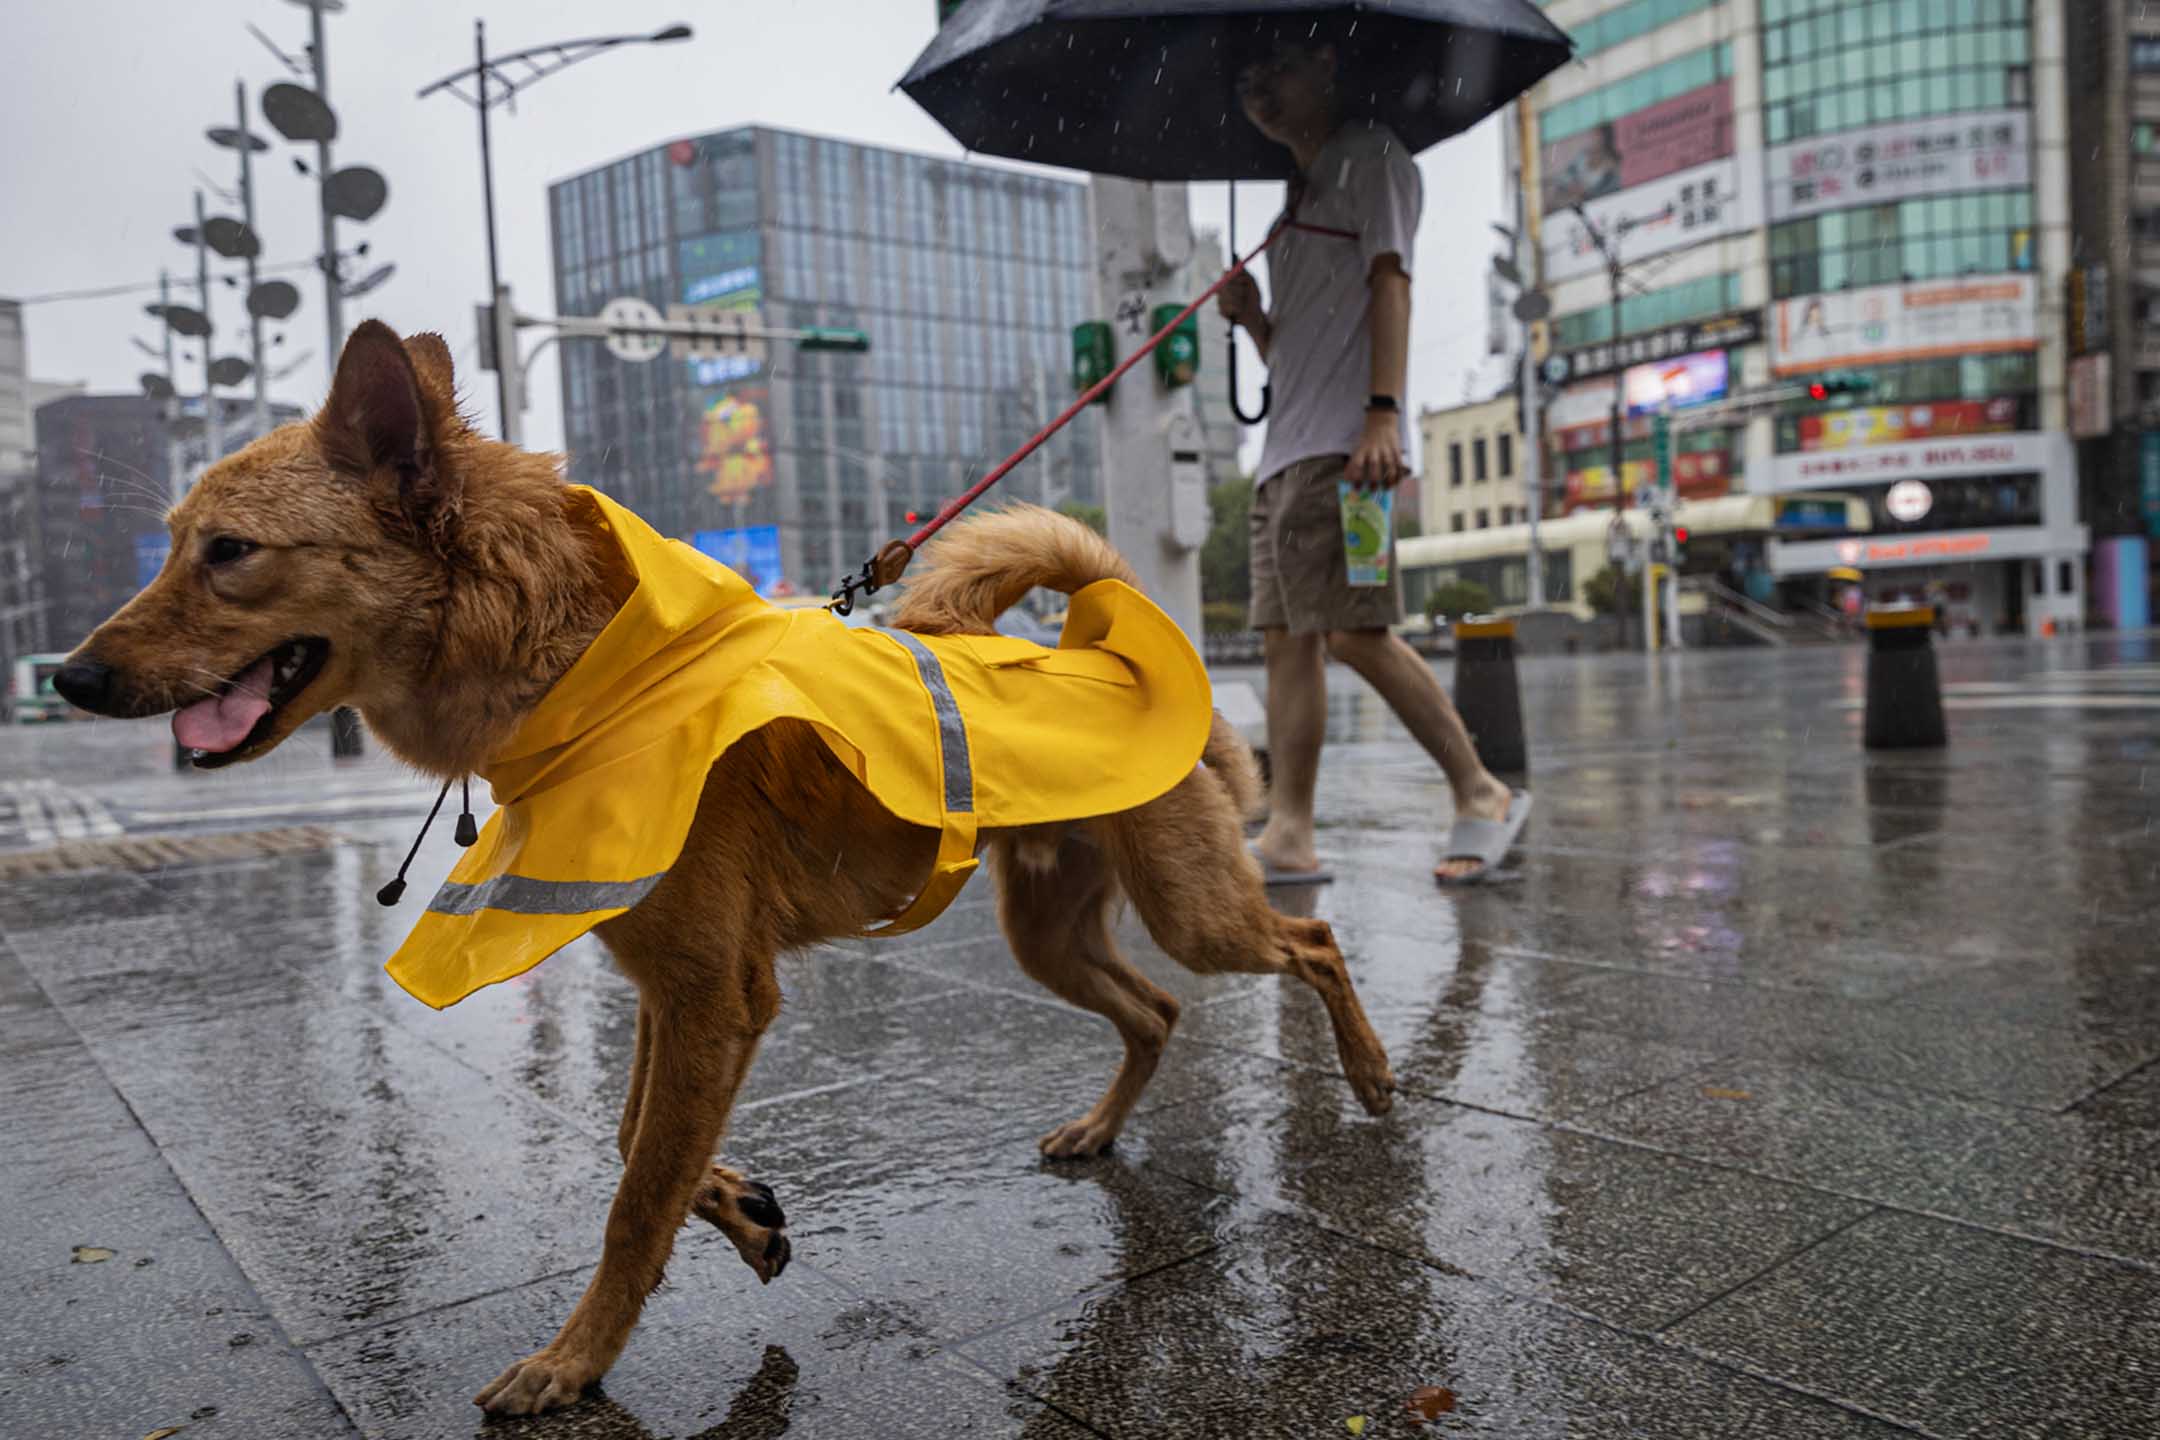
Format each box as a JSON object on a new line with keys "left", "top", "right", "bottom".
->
{"left": 476, "top": 990, "right": 756, "bottom": 1416}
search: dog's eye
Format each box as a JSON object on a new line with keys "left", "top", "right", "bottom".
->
{"left": 205, "top": 536, "right": 258, "bottom": 566}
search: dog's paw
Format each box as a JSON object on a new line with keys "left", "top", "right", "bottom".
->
{"left": 474, "top": 1346, "right": 597, "bottom": 1416}
{"left": 1038, "top": 1114, "right": 1119, "bottom": 1159}
{"left": 1348, "top": 1058, "right": 1397, "bottom": 1117}
{"left": 692, "top": 1165, "right": 791, "bottom": 1283}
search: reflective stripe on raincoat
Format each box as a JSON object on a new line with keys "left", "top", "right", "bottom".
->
{"left": 384, "top": 486, "right": 1212, "bottom": 1009}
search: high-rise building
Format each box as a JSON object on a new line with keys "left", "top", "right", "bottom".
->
{"left": 1, "top": 300, "right": 45, "bottom": 676}
{"left": 2066, "top": 0, "right": 2160, "bottom": 625}
{"left": 547, "top": 126, "right": 1108, "bottom": 599}
{"left": 31, "top": 393, "right": 298, "bottom": 651}
{"left": 1454, "top": 0, "right": 2084, "bottom": 636}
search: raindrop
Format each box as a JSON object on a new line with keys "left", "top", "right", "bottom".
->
{"left": 1155, "top": 67, "right": 1163, "bottom": 84}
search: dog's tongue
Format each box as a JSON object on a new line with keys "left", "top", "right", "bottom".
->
{"left": 172, "top": 659, "right": 274, "bottom": 753}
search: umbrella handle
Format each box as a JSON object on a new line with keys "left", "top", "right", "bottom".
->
{"left": 1228, "top": 329, "right": 1269, "bottom": 424}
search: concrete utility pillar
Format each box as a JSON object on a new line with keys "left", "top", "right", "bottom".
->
{"left": 1089, "top": 176, "right": 1207, "bottom": 645}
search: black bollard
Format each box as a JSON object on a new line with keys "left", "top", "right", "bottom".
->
{"left": 1452, "top": 617, "right": 1528, "bottom": 776}
{"left": 1863, "top": 605, "right": 1946, "bottom": 749}
{"left": 331, "top": 706, "right": 366, "bottom": 758}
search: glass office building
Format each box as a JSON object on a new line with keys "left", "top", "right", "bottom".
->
{"left": 549, "top": 126, "right": 1103, "bottom": 598}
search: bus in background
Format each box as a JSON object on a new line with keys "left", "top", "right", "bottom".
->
{"left": 9, "top": 654, "right": 74, "bottom": 724}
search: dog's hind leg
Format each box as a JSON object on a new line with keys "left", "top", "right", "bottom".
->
{"left": 477, "top": 965, "right": 774, "bottom": 1417}
{"left": 616, "top": 998, "right": 652, "bottom": 1164}
{"left": 994, "top": 833, "right": 1180, "bottom": 1158}
{"left": 1100, "top": 772, "right": 1396, "bottom": 1117}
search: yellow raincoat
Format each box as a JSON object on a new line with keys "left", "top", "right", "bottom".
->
{"left": 385, "top": 487, "right": 1212, "bottom": 1009}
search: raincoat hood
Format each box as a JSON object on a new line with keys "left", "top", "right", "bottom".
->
{"left": 385, "top": 487, "right": 1212, "bottom": 1008}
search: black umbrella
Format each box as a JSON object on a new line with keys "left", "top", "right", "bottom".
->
{"left": 903, "top": 1, "right": 1571, "bottom": 423}
{"left": 899, "top": 0, "right": 1572, "bottom": 182}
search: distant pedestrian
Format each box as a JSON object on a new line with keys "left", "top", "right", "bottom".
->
{"left": 1218, "top": 35, "right": 1530, "bottom": 886}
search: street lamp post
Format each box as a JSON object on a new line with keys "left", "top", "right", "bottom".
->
{"left": 220, "top": 82, "right": 272, "bottom": 440}
{"left": 1571, "top": 202, "right": 1666, "bottom": 652}
{"left": 190, "top": 192, "right": 225, "bottom": 473}
{"left": 418, "top": 21, "right": 694, "bottom": 441}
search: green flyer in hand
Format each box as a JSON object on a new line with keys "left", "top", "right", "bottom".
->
{"left": 1338, "top": 481, "right": 1395, "bottom": 588}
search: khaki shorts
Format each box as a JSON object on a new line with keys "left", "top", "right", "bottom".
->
{"left": 1248, "top": 454, "right": 1404, "bottom": 634}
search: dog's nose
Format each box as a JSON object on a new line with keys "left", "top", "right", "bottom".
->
{"left": 52, "top": 659, "right": 116, "bottom": 712}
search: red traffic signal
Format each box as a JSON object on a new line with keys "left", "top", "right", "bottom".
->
{"left": 904, "top": 509, "right": 922, "bottom": 525}
{"left": 1808, "top": 382, "right": 1828, "bottom": 401}
{"left": 1673, "top": 526, "right": 1689, "bottom": 545}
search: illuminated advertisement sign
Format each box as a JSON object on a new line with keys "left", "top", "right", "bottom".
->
{"left": 1797, "top": 397, "right": 2019, "bottom": 451}
{"left": 1562, "top": 450, "right": 1731, "bottom": 511}
{"left": 1764, "top": 431, "right": 2051, "bottom": 491}
{"left": 1543, "top": 156, "right": 1761, "bottom": 283}
{"left": 1771, "top": 276, "right": 2036, "bottom": 376}
{"left": 1623, "top": 349, "right": 1728, "bottom": 416}
{"left": 1543, "top": 310, "right": 1761, "bottom": 386}
{"left": 680, "top": 231, "right": 765, "bottom": 383}
{"left": 679, "top": 232, "right": 761, "bottom": 306}
{"left": 691, "top": 524, "right": 785, "bottom": 596}
{"left": 1542, "top": 80, "right": 1734, "bottom": 213}
{"left": 1766, "top": 109, "right": 2030, "bottom": 222}
{"left": 694, "top": 386, "right": 773, "bottom": 501}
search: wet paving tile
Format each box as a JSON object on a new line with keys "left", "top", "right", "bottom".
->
{"left": 0, "top": 964, "right": 353, "bottom": 1439}
{"left": 720, "top": 1136, "right": 1236, "bottom": 1340}
{"left": 1118, "top": 1076, "right": 1870, "bottom": 1332}
{"left": 306, "top": 1245, "right": 1091, "bottom": 1440}
{"left": 958, "top": 1216, "right": 1909, "bottom": 1438}
{"left": 1526, "top": 967, "right": 2158, "bottom": 1111}
{"left": 16, "top": 913, "right": 331, "bottom": 1035}
{"left": 50, "top": 995, "right": 630, "bottom": 1344}
{"left": 1666, "top": 1210, "right": 2160, "bottom": 1439}
{"left": 2077, "top": 1060, "right": 2160, "bottom": 1133}
{"left": 0, "top": 866, "right": 178, "bottom": 934}
{"left": 1569, "top": 1060, "right": 2160, "bottom": 1266}
{"left": 761, "top": 981, "right": 1259, "bottom": 1154}
{"left": 1176, "top": 965, "right": 1723, "bottom": 1122}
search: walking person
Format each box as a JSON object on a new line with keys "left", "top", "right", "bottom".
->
{"left": 1219, "top": 36, "right": 1532, "bottom": 885}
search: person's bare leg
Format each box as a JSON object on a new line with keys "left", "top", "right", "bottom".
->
{"left": 1324, "top": 627, "right": 1516, "bottom": 881}
{"left": 1254, "top": 627, "right": 1327, "bottom": 873}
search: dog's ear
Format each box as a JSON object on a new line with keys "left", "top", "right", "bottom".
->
{"left": 319, "top": 320, "right": 458, "bottom": 545}
{"left": 402, "top": 332, "right": 460, "bottom": 422}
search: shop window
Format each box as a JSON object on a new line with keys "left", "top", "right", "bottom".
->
{"left": 1450, "top": 443, "right": 1464, "bottom": 487}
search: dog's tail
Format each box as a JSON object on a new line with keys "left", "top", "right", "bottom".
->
{"left": 888, "top": 503, "right": 1138, "bottom": 636}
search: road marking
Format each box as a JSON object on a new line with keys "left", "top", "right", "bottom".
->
{"left": 122, "top": 786, "right": 457, "bottom": 828}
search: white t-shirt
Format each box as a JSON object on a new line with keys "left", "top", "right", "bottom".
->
{"left": 1255, "top": 122, "right": 1422, "bottom": 486}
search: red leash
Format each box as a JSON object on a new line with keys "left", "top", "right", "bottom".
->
{"left": 827, "top": 213, "right": 1295, "bottom": 615}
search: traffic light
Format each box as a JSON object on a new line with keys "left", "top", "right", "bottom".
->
{"left": 1806, "top": 371, "right": 1873, "bottom": 402}
{"left": 799, "top": 327, "right": 870, "bottom": 353}
{"left": 904, "top": 509, "right": 922, "bottom": 525}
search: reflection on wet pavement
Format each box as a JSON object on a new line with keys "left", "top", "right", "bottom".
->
{"left": 2, "top": 635, "right": 2157, "bottom": 1436}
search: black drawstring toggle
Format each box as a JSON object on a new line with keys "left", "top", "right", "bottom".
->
{"left": 454, "top": 777, "right": 478, "bottom": 847}
{"left": 377, "top": 778, "right": 455, "bottom": 907}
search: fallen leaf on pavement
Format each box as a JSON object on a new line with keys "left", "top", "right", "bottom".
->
{"left": 1406, "top": 1385, "right": 1457, "bottom": 1422}
{"left": 142, "top": 1428, "right": 185, "bottom": 1440}
{"left": 1345, "top": 1417, "right": 1367, "bottom": 1435}
{"left": 1701, "top": 1087, "right": 1752, "bottom": 1101}
{"left": 71, "top": 1246, "right": 115, "bottom": 1264}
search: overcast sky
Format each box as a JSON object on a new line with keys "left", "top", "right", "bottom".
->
{"left": 1, "top": 0, "right": 1508, "bottom": 470}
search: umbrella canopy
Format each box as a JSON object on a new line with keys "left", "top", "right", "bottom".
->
{"left": 900, "top": 0, "right": 1572, "bottom": 181}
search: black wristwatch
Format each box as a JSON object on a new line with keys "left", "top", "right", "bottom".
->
{"left": 1367, "top": 394, "right": 1399, "bottom": 413}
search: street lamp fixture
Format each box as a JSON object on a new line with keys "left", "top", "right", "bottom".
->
{"left": 417, "top": 20, "right": 696, "bottom": 439}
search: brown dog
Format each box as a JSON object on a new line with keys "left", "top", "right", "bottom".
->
{"left": 56, "top": 321, "right": 1395, "bottom": 1416}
